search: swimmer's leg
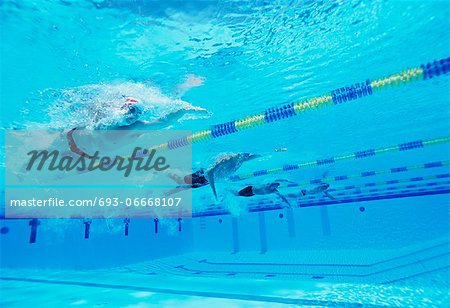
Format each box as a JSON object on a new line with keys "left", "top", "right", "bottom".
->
{"left": 145, "top": 107, "right": 208, "bottom": 129}
{"left": 226, "top": 189, "right": 239, "bottom": 196}
{"left": 165, "top": 186, "right": 189, "bottom": 197}
{"left": 207, "top": 171, "right": 219, "bottom": 201}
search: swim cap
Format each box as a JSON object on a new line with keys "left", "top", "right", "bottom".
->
{"left": 118, "top": 98, "right": 143, "bottom": 126}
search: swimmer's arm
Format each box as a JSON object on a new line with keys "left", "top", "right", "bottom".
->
{"left": 117, "top": 120, "right": 163, "bottom": 130}
{"left": 117, "top": 111, "right": 184, "bottom": 131}
{"left": 66, "top": 128, "right": 94, "bottom": 159}
{"left": 164, "top": 105, "right": 208, "bottom": 122}
{"left": 225, "top": 188, "right": 239, "bottom": 196}
{"left": 158, "top": 109, "right": 189, "bottom": 124}
{"left": 120, "top": 107, "right": 208, "bottom": 130}
{"left": 133, "top": 109, "right": 204, "bottom": 129}
{"left": 323, "top": 191, "right": 337, "bottom": 201}
{"left": 158, "top": 106, "right": 208, "bottom": 124}
{"left": 276, "top": 191, "right": 292, "bottom": 208}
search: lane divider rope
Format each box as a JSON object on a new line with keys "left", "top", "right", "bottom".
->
{"left": 295, "top": 182, "right": 450, "bottom": 207}
{"left": 231, "top": 136, "right": 450, "bottom": 181}
{"left": 152, "top": 57, "right": 450, "bottom": 151}
{"left": 196, "top": 171, "right": 450, "bottom": 215}
{"left": 276, "top": 161, "right": 450, "bottom": 189}
{"left": 193, "top": 186, "right": 450, "bottom": 217}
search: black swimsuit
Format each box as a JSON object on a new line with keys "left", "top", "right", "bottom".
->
{"left": 238, "top": 186, "right": 254, "bottom": 197}
{"left": 184, "top": 169, "right": 209, "bottom": 188}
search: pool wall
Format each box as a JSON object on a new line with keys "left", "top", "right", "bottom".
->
{"left": 1, "top": 194, "right": 448, "bottom": 272}
{"left": 192, "top": 195, "right": 449, "bottom": 253}
{"left": 0, "top": 218, "right": 194, "bottom": 269}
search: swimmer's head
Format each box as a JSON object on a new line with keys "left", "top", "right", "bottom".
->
{"left": 119, "top": 97, "right": 143, "bottom": 126}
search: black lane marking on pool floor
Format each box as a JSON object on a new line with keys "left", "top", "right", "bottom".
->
{"left": 197, "top": 242, "right": 449, "bottom": 268}
{"left": 0, "top": 276, "right": 386, "bottom": 308}
{"left": 174, "top": 252, "right": 450, "bottom": 278}
{"left": 381, "top": 265, "right": 450, "bottom": 284}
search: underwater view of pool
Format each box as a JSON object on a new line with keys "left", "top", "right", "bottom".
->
{"left": 1, "top": 0, "right": 449, "bottom": 307}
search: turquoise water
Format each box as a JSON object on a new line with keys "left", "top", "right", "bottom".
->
{"left": 1, "top": 0, "right": 450, "bottom": 307}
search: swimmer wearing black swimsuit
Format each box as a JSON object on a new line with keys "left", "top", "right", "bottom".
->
{"left": 236, "top": 182, "right": 291, "bottom": 207}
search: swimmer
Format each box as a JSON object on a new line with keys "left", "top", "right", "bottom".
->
{"left": 301, "top": 182, "right": 336, "bottom": 200}
{"left": 165, "top": 153, "right": 260, "bottom": 199}
{"left": 234, "top": 182, "right": 291, "bottom": 207}
{"left": 206, "top": 153, "right": 261, "bottom": 201}
{"left": 66, "top": 96, "right": 208, "bottom": 157}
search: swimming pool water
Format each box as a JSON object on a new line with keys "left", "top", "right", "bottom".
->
{"left": 1, "top": 0, "right": 449, "bottom": 307}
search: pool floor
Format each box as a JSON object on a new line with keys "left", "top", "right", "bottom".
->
{"left": 1, "top": 237, "right": 448, "bottom": 307}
